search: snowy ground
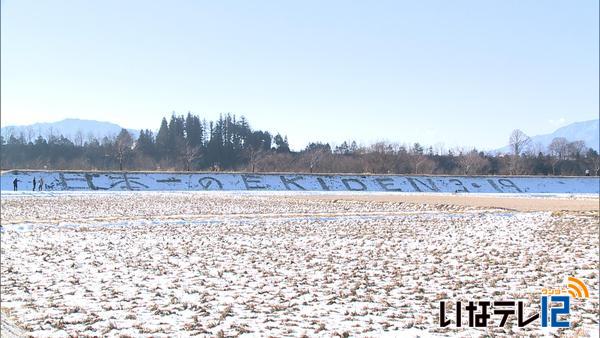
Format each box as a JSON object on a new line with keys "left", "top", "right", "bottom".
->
{"left": 1, "top": 191, "right": 598, "bottom": 337}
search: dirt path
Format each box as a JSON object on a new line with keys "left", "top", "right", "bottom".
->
{"left": 289, "top": 194, "right": 599, "bottom": 212}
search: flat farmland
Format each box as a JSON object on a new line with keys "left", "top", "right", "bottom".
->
{"left": 1, "top": 192, "right": 598, "bottom": 337}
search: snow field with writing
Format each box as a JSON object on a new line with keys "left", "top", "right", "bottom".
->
{"left": 2, "top": 171, "right": 598, "bottom": 193}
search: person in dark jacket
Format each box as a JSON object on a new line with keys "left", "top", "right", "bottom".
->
{"left": 33, "top": 177, "right": 37, "bottom": 191}
{"left": 13, "top": 178, "right": 19, "bottom": 191}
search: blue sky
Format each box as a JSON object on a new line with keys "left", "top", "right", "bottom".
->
{"left": 1, "top": 0, "right": 598, "bottom": 150}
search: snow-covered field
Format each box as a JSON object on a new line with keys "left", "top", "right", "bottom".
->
{"left": 1, "top": 191, "right": 598, "bottom": 337}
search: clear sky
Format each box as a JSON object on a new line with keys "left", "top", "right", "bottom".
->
{"left": 1, "top": 0, "right": 598, "bottom": 150}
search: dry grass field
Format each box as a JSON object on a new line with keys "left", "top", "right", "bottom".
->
{"left": 1, "top": 191, "right": 598, "bottom": 337}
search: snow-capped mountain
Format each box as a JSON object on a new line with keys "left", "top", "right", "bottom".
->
{"left": 1, "top": 119, "right": 139, "bottom": 141}
{"left": 496, "top": 119, "right": 599, "bottom": 154}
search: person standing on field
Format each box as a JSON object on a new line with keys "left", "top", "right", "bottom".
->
{"left": 38, "top": 177, "right": 44, "bottom": 191}
{"left": 13, "top": 178, "right": 19, "bottom": 191}
{"left": 33, "top": 177, "right": 36, "bottom": 191}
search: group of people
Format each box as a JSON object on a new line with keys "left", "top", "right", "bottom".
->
{"left": 12, "top": 177, "right": 44, "bottom": 191}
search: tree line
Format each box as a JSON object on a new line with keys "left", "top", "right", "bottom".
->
{"left": 1, "top": 114, "right": 598, "bottom": 176}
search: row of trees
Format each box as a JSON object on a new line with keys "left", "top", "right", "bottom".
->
{"left": 506, "top": 129, "right": 597, "bottom": 175}
{"left": 125, "top": 113, "right": 290, "bottom": 171}
{"left": 1, "top": 116, "right": 598, "bottom": 176}
{"left": 0, "top": 113, "right": 291, "bottom": 172}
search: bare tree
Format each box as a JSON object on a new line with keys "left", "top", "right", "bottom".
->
{"left": 86, "top": 132, "right": 97, "bottom": 145}
{"left": 74, "top": 129, "right": 84, "bottom": 147}
{"left": 547, "top": 137, "right": 569, "bottom": 175}
{"left": 508, "top": 129, "right": 531, "bottom": 174}
{"left": 25, "top": 127, "right": 35, "bottom": 144}
{"left": 527, "top": 142, "right": 545, "bottom": 156}
{"left": 548, "top": 137, "right": 568, "bottom": 160}
{"left": 307, "top": 148, "right": 329, "bottom": 173}
{"left": 566, "top": 140, "right": 586, "bottom": 159}
{"left": 247, "top": 148, "right": 267, "bottom": 173}
{"left": 367, "top": 142, "right": 395, "bottom": 173}
{"left": 416, "top": 157, "right": 437, "bottom": 174}
{"left": 115, "top": 129, "right": 133, "bottom": 171}
{"left": 414, "top": 154, "right": 429, "bottom": 174}
{"left": 183, "top": 145, "right": 201, "bottom": 171}
{"left": 458, "top": 149, "right": 488, "bottom": 175}
{"left": 509, "top": 129, "right": 531, "bottom": 156}
{"left": 46, "top": 127, "right": 56, "bottom": 142}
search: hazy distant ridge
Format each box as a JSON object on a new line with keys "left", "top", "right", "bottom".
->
{"left": 1, "top": 119, "right": 139, "bottom": 141}
{"left": 2, "top": 118, "right": 598, "bottom": 153}
{"left": 496, "top": 119, "right": 599, "bottom": 153}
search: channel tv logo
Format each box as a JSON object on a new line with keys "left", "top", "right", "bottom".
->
{"left": 439, "top": 276, "right": 590, "bottom": 328}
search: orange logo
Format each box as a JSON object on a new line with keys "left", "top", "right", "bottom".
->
{"left": 566, "top": 277, "right": 589, "bottom": 299}
{"left": 540, "top": 277, "right": 589, "bottom": 299}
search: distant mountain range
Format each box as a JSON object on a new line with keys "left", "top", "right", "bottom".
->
{"left": 1, "top": 119, "right": 139, "bottom": 141}
{"left": 495, "top": 119, "right": 599, "bottom": 154}
{"left": 2, "top": 117, "right": 598, "bottom": 153}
